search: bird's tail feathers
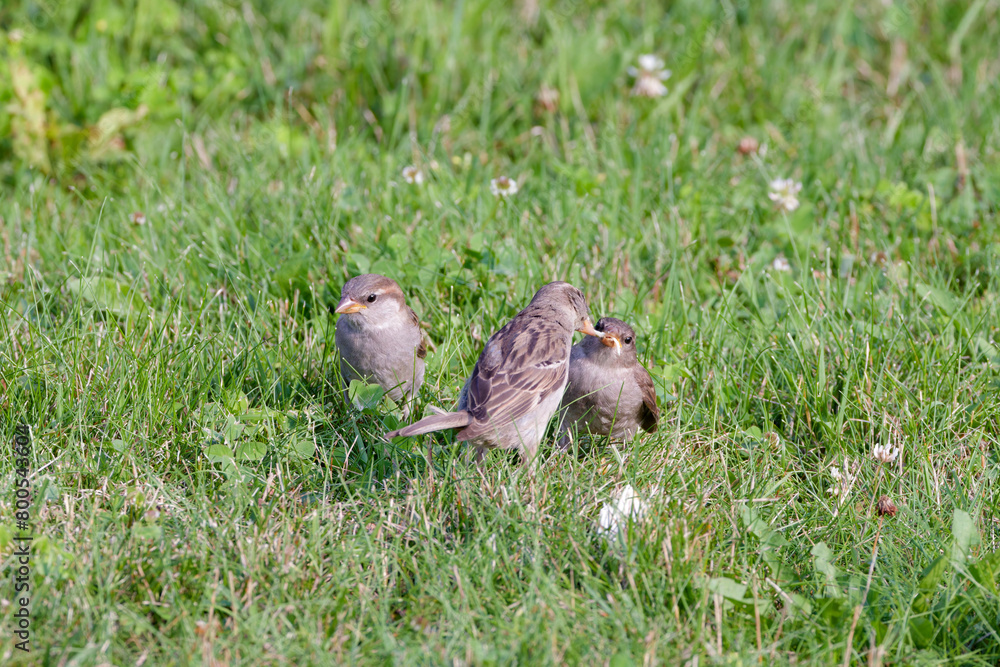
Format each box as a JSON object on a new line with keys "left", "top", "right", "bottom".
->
{"left": 385, "top": 411, "right": 473, "bottom": 440}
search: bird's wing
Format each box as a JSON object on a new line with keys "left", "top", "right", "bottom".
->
{"left": 407, "top": 306, "right": 427, "bottom": 359}
{"left": 462, "top": 315, "right": 570, "bottom": 435}
{"left": 635, "top": 364, "right": 660, "bottom": 433}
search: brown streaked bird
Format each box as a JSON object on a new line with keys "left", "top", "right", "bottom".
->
{"left": 556, "top": 317, "right": 659, "bottom": 448}
{"left": 385, "top": 281, "right": 604, "bottom": 462}
{"left": 333, "top": 274, "right": 426, "bottom": 417}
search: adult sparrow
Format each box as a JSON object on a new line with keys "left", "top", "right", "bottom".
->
{"left": 385, "top": 281, "right": 603, "bottom": 461}
{"left": 333, "top": 274, "right": 426, "bottom": 416}
{"left": 556, "top": 317, "right": 659, "bottom": 447}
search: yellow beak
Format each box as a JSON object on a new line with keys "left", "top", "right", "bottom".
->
{"left": 601, "top": 334, "right": 622, "bottom": 355}
{"left": 577, "top": 318, "right": 605, "bottom": 339}
{"left": 334, "top": 298, "right": 366, "bottom": 314}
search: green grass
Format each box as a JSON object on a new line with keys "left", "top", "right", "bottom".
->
{"left": 2, "top": 0, "right": 1000, "bottom": 664}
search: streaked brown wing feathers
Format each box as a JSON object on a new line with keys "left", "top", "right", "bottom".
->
{"left": 462, "top": 316, "right": 571, "bottom": 436}
{"left": 406, "top": 307, "right": 428, "bottom": 359}
{"left": 635, "top": 365, "right": 660, "bottom": 433}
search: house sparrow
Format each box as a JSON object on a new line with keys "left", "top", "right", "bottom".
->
{"left": 333, "top": 274, "right": 426, "bottom": 416}
{"left": 556, "top": 317, "right": 659, "bottom": 448}
{"left": 385, "top": 281, "right": 603, "bottom": 461}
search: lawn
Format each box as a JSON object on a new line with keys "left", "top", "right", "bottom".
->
{"left": 1, "top": 0, "right": 999, "bottom": 664}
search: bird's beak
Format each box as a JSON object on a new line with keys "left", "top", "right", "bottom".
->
{"left": 577, "top": 318, "right": 605, "bottom": 339}
{"left": 334, "top": 298, "right": 366, "bottom": 314}
{"left": 601, "top": 334, "right": 622, "bottom": 355}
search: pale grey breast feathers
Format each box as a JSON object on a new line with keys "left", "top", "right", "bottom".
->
{"left": 333, "top": 273, "right": 426, "bottom": 402}
{"left": 560, "top": 316, "right": 658, "bottom": 439}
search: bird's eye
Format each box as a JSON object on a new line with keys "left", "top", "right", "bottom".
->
{"left": 624, "top": 336, "right": 633, "bottom": 344}
{"left": 367, "top": 293, "right": 378, "bottom": 303}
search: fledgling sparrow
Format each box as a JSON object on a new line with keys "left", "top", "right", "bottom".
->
{"left": 556, "top": 317, "right": 659, "bottom": 448}
{"left": 333, "top": 274, "right": 426, "bottom": 417}
{"left": 385, "top": 281, "right": 604, "bottom": 462}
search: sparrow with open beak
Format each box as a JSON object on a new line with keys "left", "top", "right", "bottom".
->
{"left": 385, "top": 281, "right": 603, "bottom": 462}
{"left": 557, "top": 317, "right": 659, "bottom": 448}
{"left": 333, "top": 274, "right": 426, "bottom": 417}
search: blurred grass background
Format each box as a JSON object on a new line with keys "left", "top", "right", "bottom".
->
{"left": 2, "top": 0, "right": 999, "bottom": 664}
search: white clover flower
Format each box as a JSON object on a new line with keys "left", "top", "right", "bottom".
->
{"left": 597, "top": 484, "right": 651, "bottom": 539}
{"left": 768, "top": 178, "right": 803, "bottom": 213}
{"left": 772, "top": 255, "right": 791, "bottom": 272}
{"left": 402, "top": 165, "right": 424, "bottom": 185}
{"left": 490, "top": 175, "right": 518, "bottom": 198}
{"left": 628, "top": 54, "right": 671, "bottom": 98}
{"left": 872, "top": 444, "right": 899, "bottom": 464}
{"left": 826, "top": 458, "right": 857, "bottom": 503}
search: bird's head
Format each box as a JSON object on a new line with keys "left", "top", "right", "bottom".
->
{"left": 593, "top": 317, "right": 638, "bottom": 359}
{"left": 332, "top": 273, "right": 408, "bottom": 323}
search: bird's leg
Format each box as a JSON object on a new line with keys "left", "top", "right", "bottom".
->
{"left": 520, "top": 440, "right": 540, "bottom": 469}
{"left": 556, "top": 429, "right": 572, "bottom": 451}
